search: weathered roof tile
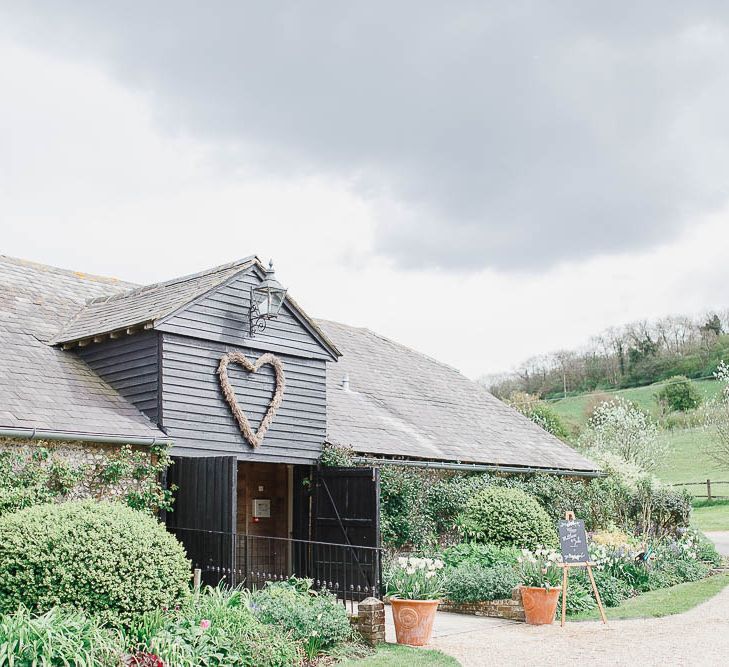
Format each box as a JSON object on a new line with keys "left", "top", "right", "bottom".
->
{"left": 318, "top": 319, "right": 597, "bottom": 473}
{"left": 0, "top": 256, "right": 164, "bottom": 439}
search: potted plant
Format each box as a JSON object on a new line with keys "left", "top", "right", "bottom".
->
{"left": 518, "top": 547, "right": 562, "bottom": 625}
{"left": 385, "top": 556, "right": 446, "bottom": 646}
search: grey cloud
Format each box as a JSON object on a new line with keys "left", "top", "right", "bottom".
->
{"left": 4, "top": 1, "right": 729, "bottom": 270}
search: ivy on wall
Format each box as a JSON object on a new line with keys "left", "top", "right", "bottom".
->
{"left": 0, "top": 439, "right": 175, "bottom": 518}
{"left": 319, "top": 444, "right": 692, "bottom": 549}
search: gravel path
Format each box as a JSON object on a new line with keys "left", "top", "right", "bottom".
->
{"left": 428, "top": 584, "right": 729, "bottom": 667}
{"left": 705, "top": 531, "right": 729, "bottom": 556}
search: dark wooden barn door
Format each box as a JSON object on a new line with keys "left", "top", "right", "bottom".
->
{"left": 310, "top": 466, "right": 381, "bottom": 597}
{"left": 166, "top": 456, "right": 237, "bottom": 587}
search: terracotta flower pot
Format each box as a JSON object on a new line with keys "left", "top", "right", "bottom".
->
{"left": 390, "top": 598, "right": 440, "bottom": 646}
{"left": 520, "top": 586, "right": 561, "bottom": 625}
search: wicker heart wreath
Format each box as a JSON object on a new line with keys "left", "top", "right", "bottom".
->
{"left": 217, "top": 351, "right": 286, "bottom": 448}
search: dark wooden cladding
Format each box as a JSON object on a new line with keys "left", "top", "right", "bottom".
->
{"left": 161, "top": 332, "right": 327, "bottom": 463}
{"left": 311, "top": 466, "right": 381, "bottom": 594}
{"left": 74, "top": 264, "right": 335, "bottom": 463}
{"left": 157, "top": 270, "right": 335, "bottom": 361}
{"left": 313, "top": 467, "right": 380, "bottom": 549}
{"left": 76, "top": 330, "right": 159, "bottom": 424}
{"left": 166, "top": 456, "right": 237, "bottom": 587}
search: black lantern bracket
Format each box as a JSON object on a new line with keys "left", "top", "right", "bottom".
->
{"left": 249, "top": 288, "right": 269, "bottom": 336}
{"left": 248, "top": 259, "right": 287, "bottom": 338}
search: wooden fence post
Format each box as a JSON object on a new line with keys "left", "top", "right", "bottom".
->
{"left": 707, "top": 479, "right": 712, "bottom": 502}
{"left": 193, "top": 568, "right": 202, "bottom": 592}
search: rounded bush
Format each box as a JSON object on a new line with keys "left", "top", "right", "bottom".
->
{"left": 657, "top": 376, "right": 702, "bottom": 412}
{"left": 445, "top": 562, "right": 520, "bottom": 603}
{"left": 457, "top": 487, "right": 558, "bottom": 549}
{"left": 0, "top": 500, "right": 191, "bottom": 625}
{"left": 251, "top": 581, "right": 352, "bottom": 650}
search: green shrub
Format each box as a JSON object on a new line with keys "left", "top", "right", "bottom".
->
{"left": 673, "top": 558, "right": 710, "bottom": 583}
{"left": 591, "top": 570, "right": 633, "bottom": 607}
{"left": 129, "top": 586, "right": 300, "bottom": 667}
{"left": 440, "top": 542, "right": 520, "bottom": 569}
{"left": 498, "top": 472, "right": 629, "bottom": 533}
{"left": 692, "top": 529, "right": 722, "bottom": 567}
{"left": 560, "top": 576, "right": 597, "bottom": 615}
{"left": 0, "top": 606, "right": 123, "bottom": 666}
{"left": 380, "top": 467, "right": 437, "bottom": 548}
{"left": 0, "top": 500, "right": 190, "bottom": 625}
{"left": 445, "top": 563, "right": 520, "bottom": 603}
{"left": 250, "top": 579, "right": 352, "bottom": 651}
{"left": 425, "top": 474, "right": 493, "bottom": 537}
{"left": 657, "top": 376, "right": 702, "bottom": 412}
{"left": 645, "top": 567, "right": 680, "bottom": 591}
{"left": 457, "top": 487, "right": 558, "bottom": 549}
{"left": 523, "top": 403, "right": 571, "bottom": 441}
{"left": 629, "top": 479, "right": 692, "bottom": 536}
{"left": 607, "top": 559, "right": 650, "bottom": 591}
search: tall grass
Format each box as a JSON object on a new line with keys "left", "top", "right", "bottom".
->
{"left": 0, "top": 606, "right": 122, "bottom": 666}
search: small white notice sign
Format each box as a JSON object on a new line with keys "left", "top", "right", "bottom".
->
{"left": 252, "top": 498, "right": 271, "bottom": 518}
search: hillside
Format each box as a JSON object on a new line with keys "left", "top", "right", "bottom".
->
{"left": 546, "top": 378, "right": 729, "bottom": 530}
{"left": 548, "top": 378, "right": 724, "bottom": 433}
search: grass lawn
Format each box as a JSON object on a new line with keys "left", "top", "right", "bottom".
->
{"left": 692, "top": 499, "right": 729, "bottom": 531}
{"left": 569, "top": 573, "right": 729, "bottom": 621}
{"left": 549, "top": 378, "right": 722, "bottom": 433}
{"left": 655, "top": 427, "right": 722, "bottom": 487}
{"left": 341, "top": 643, "right": 459, "bottom": 666}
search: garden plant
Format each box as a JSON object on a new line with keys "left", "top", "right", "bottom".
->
{"left": 385, "top": 556, "right": 446, "bottom": 646}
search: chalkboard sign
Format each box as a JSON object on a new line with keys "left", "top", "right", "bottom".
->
{"left": 557, "top": 512, "right": 607, "bottom": 626}
{"left": 558, "top": 518, "right": 589, "bottom": 563}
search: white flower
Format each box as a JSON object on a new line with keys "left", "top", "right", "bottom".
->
{"left": 434, "top": 559, "right": 444, "bottom": 569}
{"left": 406, "top": 567, "right": 416, "bottom": 575}
{"left": 398, "top": 557, "right": 408, "bottom": 567}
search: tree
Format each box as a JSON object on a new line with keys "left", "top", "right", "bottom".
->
{"left": 579, "top": 398, "right": 665, "bottom": 472}
{"left": 703, "top": 361, "right": 729, "bottom": 469}
{"left": 701, "top": 313, "right": 723, "bottom": 338}
{"left": 507, "top": 392, "right": 570, "bottom": 441}
{"left": 656, "top": 376, "right": 702, "bottom": 413}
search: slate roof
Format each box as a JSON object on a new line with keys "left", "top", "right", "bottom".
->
{"left": 2, "top": 254, "right": 596, "bottom": 473}
{"left": 318, "top": 319, "right": 598, "bottom": 473}
{"left": 51, "top": 257, "right": 257, "bottom": 344}
{"left": 0, "top": 256, "right": 165, "bottom": 439}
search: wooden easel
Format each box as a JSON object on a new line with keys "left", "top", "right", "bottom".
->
{"left": 559, "top": 512, "right": 607, "bottom": 626}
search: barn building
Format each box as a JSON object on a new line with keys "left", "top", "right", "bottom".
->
{"left": 0, "top": 254, "right": 597, "bottom": 597}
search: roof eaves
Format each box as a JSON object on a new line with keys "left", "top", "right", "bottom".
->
{"left": 51, "top": 258, "right": 258, "bottom": 345}
{"left": 153, "top": 258, "right": 258, "bottom": 329}
{"left": 285, "top": 294, "right": 342, "bottom": 359}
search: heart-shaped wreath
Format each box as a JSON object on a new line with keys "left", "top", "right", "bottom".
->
{"left": 217, "top": 351, "right": 286, "bottom": 448}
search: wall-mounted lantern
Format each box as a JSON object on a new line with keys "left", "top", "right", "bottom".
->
{"left": 249, "top": 260, "right": 287, "bottom": 336}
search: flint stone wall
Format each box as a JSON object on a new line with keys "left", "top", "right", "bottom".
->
{"left": 0, "top": 437, "right": 154, "bottom": 502}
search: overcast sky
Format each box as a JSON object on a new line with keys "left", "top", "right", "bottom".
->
{"left": 3, "top": 2, "right": 729, "bottom": 378}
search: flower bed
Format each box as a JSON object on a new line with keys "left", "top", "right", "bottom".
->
{"left": 0, "top": 494, "right": 373, "bottom": 665}
{"left": 385, "top": 525, "right": 724, "bottom": 625}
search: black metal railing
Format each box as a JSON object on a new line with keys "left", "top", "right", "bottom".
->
{"left": 168, "top": 527, "right": 382, "bottom": 610}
